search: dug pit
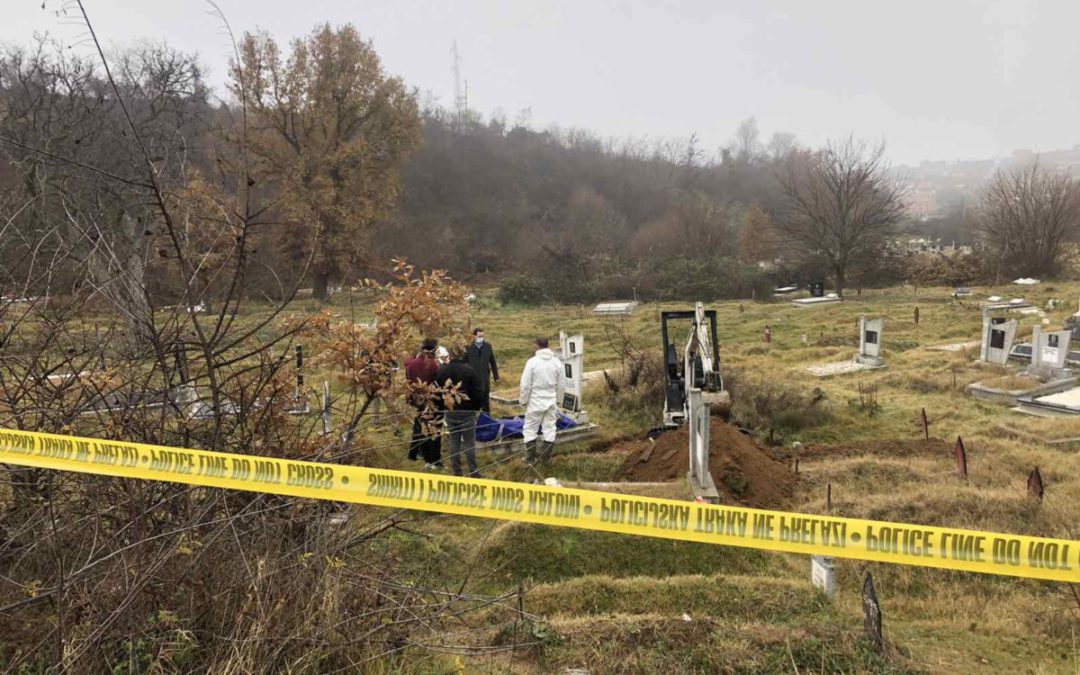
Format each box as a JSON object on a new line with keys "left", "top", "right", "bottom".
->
{"left": 616, "top": 419, "right": 795, "bottom": 508}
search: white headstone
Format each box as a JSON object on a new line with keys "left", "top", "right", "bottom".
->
{"left": 980, "top": 316, "right": 1018, "bottom": 365}
{"left": 687, "top": 389, "right": 712, "bottom": 494}
{"left": 1030, "top": 325, "right": 1071, "bottom": 372}
{"left": 811, "top": 555, "right": 837, "bottom": 597}
{"left": 557, "top": 331, "right": 585, "bottom": 412}
{"left": 856, "top": 317, "right": 885, "bottom": 366}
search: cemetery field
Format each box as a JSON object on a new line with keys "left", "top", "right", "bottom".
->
{"left": 356, "top": 283, "right": 1080, "bottom": 673}
{"left": 9, "top": 283, "right": 1080, "bottom": 673}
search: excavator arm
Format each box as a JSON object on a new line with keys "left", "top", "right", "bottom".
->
{"left": 661, "top": 302, "right": 730, "bottom": 427}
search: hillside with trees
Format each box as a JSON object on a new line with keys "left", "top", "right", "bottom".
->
{"left": 3, "top": 29, "right": 1080, "bottom": 309}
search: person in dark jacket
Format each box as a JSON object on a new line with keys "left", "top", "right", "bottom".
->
{"left": 464, "top": 328, "right": 499, "bottom": 412}
{"left": 405, "top": 339, "right": 442, "bottom": 467}
{"left": 435, "top": 349, "right": 483, "bottom": 477}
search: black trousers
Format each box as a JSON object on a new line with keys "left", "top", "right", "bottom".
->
{"left": 409, "top": 411, "right": 442, "bottom": 464}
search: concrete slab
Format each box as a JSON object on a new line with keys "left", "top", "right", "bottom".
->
{"left": 926, "top": 341, "right": 980, "bottom": 352}
{"left": 1031, "top": 387, "right": 1080, "bottom": 408}
{"left": 807, "top": 360, "right": 885, "bottom": 378}
{"left": 593, "top": 301, "right": 639, "bottom": 315}
{"left": 968, "top": 377, "right": 1076, "bottom": 406}
{"left": 793, "top": 296, "right": 843, "bottom": 308}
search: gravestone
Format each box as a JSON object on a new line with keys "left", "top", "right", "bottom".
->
{"left": 556, "top": 332, "right": 586, "bottom": 416}
{"left": 811, "top": 555, "right": 837, "bottom": 597}
{"left": 686, "top": 388, "right": 718, "bottom": 502}
{"left": 1027, "top": 325, "right": 1072, "bottom": 378}
{"left": 1065, "top": 298, "right": 1080, "bottom": 340}
{"left": 809, "top": 281, "right": 825, "bottom": 298}
{"left": 856, "top": 317, "right": 885, "bottom": 366}
{"left": 980, "top": 315, "right": 1018, "bottom": 365}
{"left": 862, "top": 572, "right": 884, "bottom": 651}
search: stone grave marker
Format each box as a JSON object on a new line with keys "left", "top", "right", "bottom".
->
{"left": 686, "top": 388, "right": 718, "bottom": 502}
{"left": 856, "top": 317, "right": 885, "bottom": 366}
{"left": 1028, "top": 325, "right": 1072, "bottom": 377}
{"left": 557, "top": 331, "right": 585, "bottom": 413}
{"left": 980, "top": 315, "right": 1017, "bottom": 365}
{"left": 811, "top": 556, "right": 837, "bottom": 597}
{"left": 810, "top": 281, "right": 825, "bottom": 298}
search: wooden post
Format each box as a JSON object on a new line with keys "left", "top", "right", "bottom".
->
{"left": 295, "top": 345, "right": 304, "bottom": 399}
{"left": 862, "top": 572, "right": 884, "bottom": 652}
{"left": 826, "top": 483, "right": 832, "bottom": 513}
{"left": 321, "top": 381, "right": 332, "bottom": 435}
{"left": 920, "top": 408, "right": 929, "bottom": 440}
{"left": 1027, "top": 467, "right": 1044, "bottom": 502}
{"left": 955, "top": 436, "right": 968, "bottom": 478}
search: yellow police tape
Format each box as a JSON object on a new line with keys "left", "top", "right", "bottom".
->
{"left": 0, "top": 427, "right": 1075, "bottom": 583}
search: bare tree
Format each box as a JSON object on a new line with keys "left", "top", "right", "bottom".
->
{"left": 766, "top": 131, "right": 797, "bottom": 162}
{"left": 0, "top": 8, "right": 506, "bottom": 671}
{"left": 976, "top": 161, "right": 1080, "bottom": 279}
{"left": 773, "top": 137, "right": 907, "bottom": 296}
{"left": 0, "top": 38, "right": 210, "bottom": 344}
{"left": 729, "top": 117, "right": 761, "bottom": 163}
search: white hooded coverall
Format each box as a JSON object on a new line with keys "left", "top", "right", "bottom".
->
{"left": 519, "top": 347, "right": 566, "bottom": 443}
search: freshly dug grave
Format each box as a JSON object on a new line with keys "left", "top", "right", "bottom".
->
{"left": 617, "top": 419, "right": 795, "bottom": 508}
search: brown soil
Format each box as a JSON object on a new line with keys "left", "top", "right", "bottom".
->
{"left": 616, "top": 419, "right": 795, "bottom": 508}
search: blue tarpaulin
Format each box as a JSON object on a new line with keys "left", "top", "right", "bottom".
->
{"left": 475, "top": 411, "right": 578, "bottom": 443}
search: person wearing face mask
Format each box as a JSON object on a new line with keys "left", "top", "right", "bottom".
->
{"left": 464, "top": 328, "right": 499, "bottom": 412}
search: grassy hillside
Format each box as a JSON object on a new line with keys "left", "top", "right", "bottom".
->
{"left": 299, "top": 281, "right": 1079, "bottom": 673}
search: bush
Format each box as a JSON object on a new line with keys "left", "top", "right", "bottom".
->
{"left": 498, "top": 274, "right": 546, "bottom": 305}
{"left": 650, "top": 256, "right": 775, "bottom": 301}
{"left": 905, "top": 252, "right": 989, "bottom": 289}
{"left": 726, "top": 370, "right": 830, "bottom": 442}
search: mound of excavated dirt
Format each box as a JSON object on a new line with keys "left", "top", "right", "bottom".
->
{"left": 616, "top": 419, "right": 795, "bottom": 508}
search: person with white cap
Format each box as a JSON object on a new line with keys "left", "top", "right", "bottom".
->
{"left": 434, "top": 346, "right": 483, "bottom": 478}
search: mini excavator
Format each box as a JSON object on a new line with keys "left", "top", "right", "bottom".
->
{"left": 661, "top": 302, "right": 731, "bottom": 427}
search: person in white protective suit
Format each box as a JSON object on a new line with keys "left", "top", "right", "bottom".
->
{"left": 518, "top": 336, "right": 566, "bottom": 466}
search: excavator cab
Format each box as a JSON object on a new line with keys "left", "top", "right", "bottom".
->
{"left": 661, "top": 303, "right": 728, "bottom": 427}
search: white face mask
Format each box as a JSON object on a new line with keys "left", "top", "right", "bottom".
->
{"left": 474, "top": 337, "right": 484, "bottom": 346}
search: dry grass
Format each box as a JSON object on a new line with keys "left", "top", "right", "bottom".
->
{"left": 19, "top": 283, "right": 1080, "bottom": 672}
{"left": 438, "top": 282, "right": 1080, "bottom": 672}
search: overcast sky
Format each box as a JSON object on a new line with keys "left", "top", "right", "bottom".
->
{"left": 4, "top": 0, "right": 1079, "bottom": 165}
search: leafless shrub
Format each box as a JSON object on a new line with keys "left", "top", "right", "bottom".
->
{"left": 0, "top": 5, "right": 512, "bottom": 671}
